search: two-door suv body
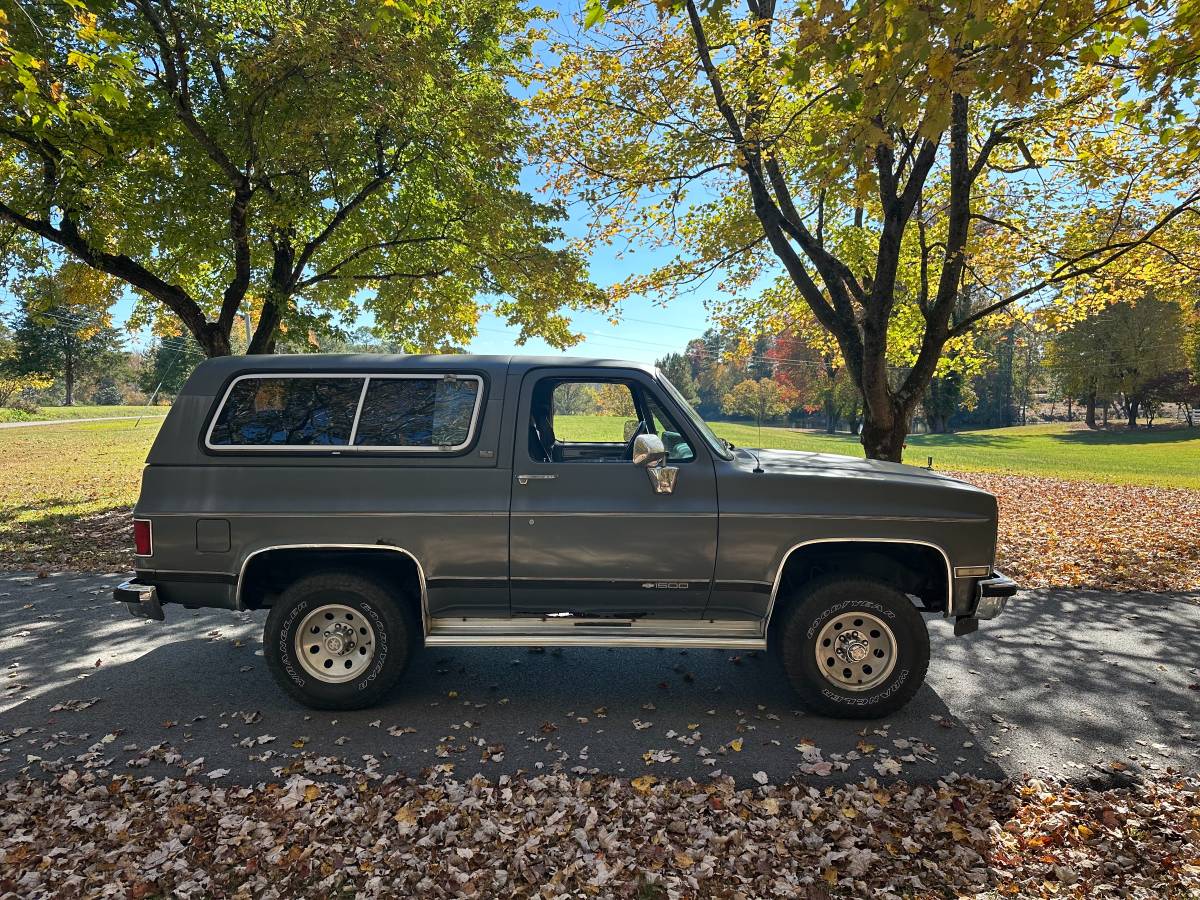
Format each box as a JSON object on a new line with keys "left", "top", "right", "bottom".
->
{"left": 116, "top": 354, "right": 1015, "bottom": 717}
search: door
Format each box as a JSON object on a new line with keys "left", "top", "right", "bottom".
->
{"left": 509, "top": 368, "right": 718, "bottom": 618}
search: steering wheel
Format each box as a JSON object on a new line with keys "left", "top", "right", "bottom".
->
{"left": 623, "top": 420, "right": 649, "bottom": 460}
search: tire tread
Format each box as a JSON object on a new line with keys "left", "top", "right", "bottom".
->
{"left": 264, "top": 570, "right": 415, "bottom": 711}
{"left": 776, "top": 575, "right": 929, "bottom": 719}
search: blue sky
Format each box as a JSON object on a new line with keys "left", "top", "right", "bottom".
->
{"left": 465, "top": 0, "right": 720, "bottom": 363}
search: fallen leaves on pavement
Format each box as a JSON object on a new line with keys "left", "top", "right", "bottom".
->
{"left": 950, "top": 471, "right": 1200, "bottom": 593}
{"left": 0, "top": 757, "right": 1196, "bottom": 899}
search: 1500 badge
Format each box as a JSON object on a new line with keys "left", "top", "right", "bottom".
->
{"left": 642, "top": 581, "right": 691, "bottom": 590}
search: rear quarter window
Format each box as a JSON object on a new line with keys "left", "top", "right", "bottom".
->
{"left": 208, "top": 376, "right": 362, "bottom": 446}
{"left": 353, "top": 377, "right": 480, "bottom": 449}
{"left": 205, "top": 373, "right": 484, "bottom": 452}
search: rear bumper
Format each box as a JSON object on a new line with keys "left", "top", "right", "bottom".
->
{"left": 114, "top": 580, "right": 164, "bottom": 621}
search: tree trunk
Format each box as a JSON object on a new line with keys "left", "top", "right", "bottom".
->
{"left": 247, "top": 244, "right": 294, "bottom": 355}
{"left": 823, "top": 396, "right": 838, "bottom": 433}
{"left": 64, "top": 345, "right": 74, "bottom": 406}
{"left": 195, "top": 323, "right": 233, "bottom": 358}
{"left": 1066, "top": 398, "right": 1073, "bottom": 421}
{"left": 1084, "top": 392, "right": 1096, "bottom": 428}
{"left": 859, "top": 409, "right": 907, "bottom": 462}
{"left": 1127, "top": 398, "right": 1139, "bottom": 429}
{"left": 247, "top": 298, "right": 282, "bottom": 354}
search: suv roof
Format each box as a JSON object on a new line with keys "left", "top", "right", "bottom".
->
{"left": 180, "top": 354, "right": 659, "bottom": 397}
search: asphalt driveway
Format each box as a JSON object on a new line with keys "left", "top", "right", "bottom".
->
{"left": 1, "top": 572, "right": 1197, "bottom": 786}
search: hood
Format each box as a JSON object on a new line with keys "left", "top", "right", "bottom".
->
{"left": 734, "top": 447, "right": 991, "bottom": 494}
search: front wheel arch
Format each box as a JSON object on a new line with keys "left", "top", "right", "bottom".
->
{"left": 767, "top": 540, "right": 951, "bottom": 638}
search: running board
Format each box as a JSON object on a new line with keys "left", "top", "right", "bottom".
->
{"left": 425, "top": 617, "right": 766, "bottom": 650}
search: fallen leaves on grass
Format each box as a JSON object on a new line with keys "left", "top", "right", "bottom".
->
{"left": 0, "top": 506, "right": 133, "bottom": 573}
{"left": 0, "top": 757, "right": 1196, "bottom": 899}
{"left": 950, "top": 471, "right": 1200, "bottom": 593}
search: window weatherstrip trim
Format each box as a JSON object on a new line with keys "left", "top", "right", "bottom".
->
{"left": 347, "top": 376, "right": 370, "bottom": 446}
{"left": 204, "top": 372, "right": 486, "bottom": 453}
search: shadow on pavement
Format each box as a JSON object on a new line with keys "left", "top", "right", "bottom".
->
{"left": 930, "top": 589, "right": 1200, "bottom": 777}
{"left": 0, "top": 631, "right": 1006, "bottom": 786}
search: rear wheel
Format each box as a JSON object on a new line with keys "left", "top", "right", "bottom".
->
{"left": 775, "top": 575, "right": 929, "bottom": 719}
{"left": 264, "top": 571, "right": 415, "bottom": 710}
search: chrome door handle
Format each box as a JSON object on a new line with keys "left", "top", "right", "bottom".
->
{"left": 517, "top": 474, "right": 557, "bottom": 485}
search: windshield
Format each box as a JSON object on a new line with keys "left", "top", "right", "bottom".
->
{"left": 656, "top": 369, "right": 733, "bottom": 461}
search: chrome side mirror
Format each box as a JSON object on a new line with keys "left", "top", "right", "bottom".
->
{"left": 632, "top": 433, "right": 666, "bottom": 467}
{"left": 632, "top": 434, "right": 676, "bottom": 494}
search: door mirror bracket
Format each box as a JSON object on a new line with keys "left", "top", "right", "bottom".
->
{"left": 632, "top": 434, "right": 677, "bottom": 494}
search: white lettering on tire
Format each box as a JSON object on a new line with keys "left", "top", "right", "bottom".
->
{"left": 354, "top": 601, "right": 390, "bottom": 691}
{"left": 807, "top": 599, "right": 905, "bottom": 706}
{"left": 280, "top": 600, "right": 309, "bottom": 687}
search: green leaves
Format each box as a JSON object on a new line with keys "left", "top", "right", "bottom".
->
{"left": 0, "top": 0, "right": 604, "bottom": 356}
{"left": 584, "top": 0, "right": 608, "bottom": 29}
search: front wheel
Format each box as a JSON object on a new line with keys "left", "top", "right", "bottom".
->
{"left": 775, "top": 575, "right": 929, "bottom": 719}
{"left": 264, "top": 571, "right": 415, "bottom": 710}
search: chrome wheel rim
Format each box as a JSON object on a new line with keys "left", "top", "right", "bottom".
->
{"left": 814, "top": 611, "right": 897, "bottom": 692}
{"left": 295, "top": 603, "right": 376, "bottom": 684}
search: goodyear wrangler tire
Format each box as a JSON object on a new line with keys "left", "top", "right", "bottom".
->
{"left": 777, "top": 575, "right": 929, "bottom": 719}
{"left": 264, "top": 571, "right": 415, "bottom": 710}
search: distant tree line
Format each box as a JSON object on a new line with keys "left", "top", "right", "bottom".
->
{"left": 658, "top": 297, "right": 1200, "bottom": 433}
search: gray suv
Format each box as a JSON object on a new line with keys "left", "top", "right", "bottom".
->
{"left": 115, "top": 355, "right": 1015, "bottom": 717}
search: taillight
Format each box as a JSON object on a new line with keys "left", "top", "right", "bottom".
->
{"left": 133, "top": 519, "right": 153, "bottom": 556}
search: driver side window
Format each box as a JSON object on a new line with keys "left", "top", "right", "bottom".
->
{"left": 528, "top": 378, "right": 695, "bottom": 464}
{"left": 529, "top": 379, "right": 641, "bottom": 463}
{"left": 552, "top": 381, "right": 638, "bottom": 444}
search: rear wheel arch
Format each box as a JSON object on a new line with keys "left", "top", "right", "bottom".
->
{"left": 237, "top": 545, "right": 426, "bottom": 633}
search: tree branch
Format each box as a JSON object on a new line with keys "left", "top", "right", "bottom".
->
{"left": 133, "top": 0, "right": 248, "bottom": 191}
{"left": 0, "top": 198, "right": 214, "bottom": 347}
{"left": 290, "top": 131, "right": 416, "bottom": 283}
{"left": 949, "top": 188, "right": 1200, "bottom": 336}
{"left": 296, "top": 228, "right": 462, "bottom": 289}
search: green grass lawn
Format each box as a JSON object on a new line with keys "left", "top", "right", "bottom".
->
{"left": 0, "top": 404, "right": 166, "bottom": 424}
{"left": 0, "top": 418, "right": 159, "bottom": 569}
{"left": 554, "top": 415, "right": 1200, "bottom": 489}
{"left": 707, "top": 420, "right": 1200, "bottom": 489}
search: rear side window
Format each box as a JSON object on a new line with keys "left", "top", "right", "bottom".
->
{"left": 208, "top": 377, "right": 362, "bottom": 446}
{"left": 206, "top": 373, "right": 483, "bottom": 451}
{"left": 353, "top": 377, "right": 480, "bottom": 449}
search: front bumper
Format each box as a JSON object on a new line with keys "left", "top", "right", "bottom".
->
{"left": 976, "top": 570, "right": 1018, "bottom": 619}
{"left": 953, "top": 570, "right": 1017, "bottom": 636}
{"left": 114, "top": 580, "right": 164, "bottom": 621}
